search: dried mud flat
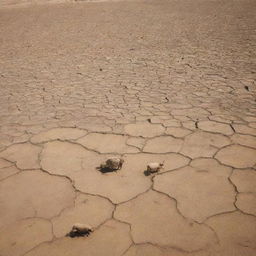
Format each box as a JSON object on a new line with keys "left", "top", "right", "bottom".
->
{"left": 0, "top": 0, "right": 256, "bottom": 255}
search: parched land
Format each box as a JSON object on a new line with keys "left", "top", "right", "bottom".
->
{"left": 0, "top": 0, "right": 256, "bottom": 255}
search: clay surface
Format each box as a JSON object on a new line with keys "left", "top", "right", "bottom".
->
{"left": 0, "top": 0, "right": 255, "bottom": 255}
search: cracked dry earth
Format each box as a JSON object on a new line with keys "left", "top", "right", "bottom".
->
{"left": 0, "top": 0, "right": 256, "bottom": 255}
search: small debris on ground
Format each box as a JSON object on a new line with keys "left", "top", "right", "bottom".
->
{"left": 144, "top": 162, "right": 164, "bottom": 176}
{"left": 66, "top": 223, "right": 93, "bottom": 238}
{"left": 98, "top": 157, "right": 124, "bottom": 173}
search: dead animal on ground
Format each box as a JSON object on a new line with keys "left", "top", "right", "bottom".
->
{"left": 144, "top": 162, "right": 164, "bottom": 176}
{"left": 66, "top": 223, "right": 93, "bottom": 238}
{"left": 98, "top": 157, "right": 124, "bottom": 173}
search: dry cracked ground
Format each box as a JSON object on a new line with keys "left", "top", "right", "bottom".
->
{"left": 0, "top": 0, "right": 256, "bottom": 255}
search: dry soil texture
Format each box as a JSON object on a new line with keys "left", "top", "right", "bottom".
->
{"left": 0, "top": 0, "right": 256, "bottom": 255}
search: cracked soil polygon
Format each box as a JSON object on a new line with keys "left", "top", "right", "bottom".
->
{"left": 41, "top": 141, "right": 151, "bottom": 203}
{"left": 0, "top": 171, "right": 75, "bottom": 228}
{"left": 114, "top": 190, "right": 216, "bottom": 251}
{"left": 0, "top": 218, "right": 52, "bottom": 256}
{"left": 154, "top": 165, "right": 235, "bottom": 222}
